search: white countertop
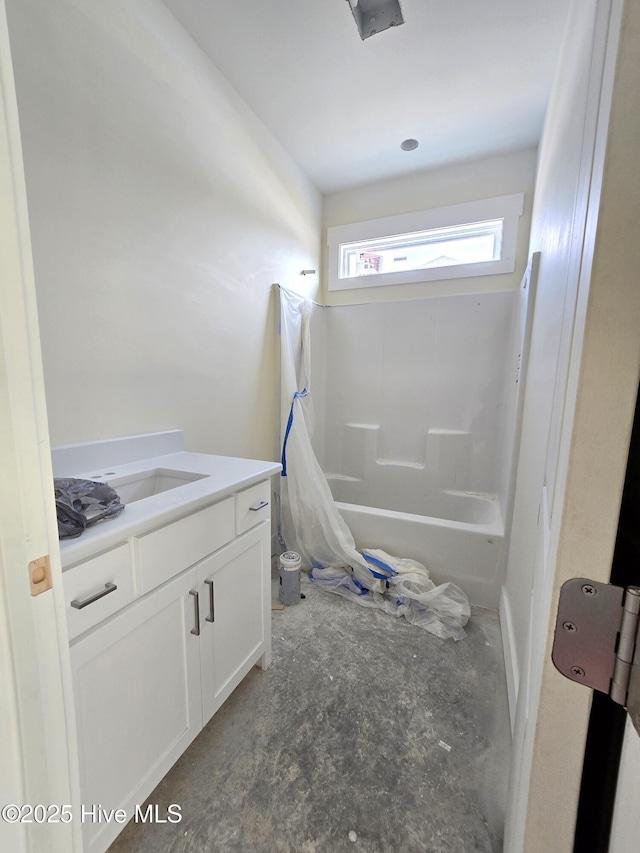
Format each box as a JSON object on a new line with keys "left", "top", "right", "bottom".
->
{"left": 58, "top": 451, "right": 281, "bottom": 568}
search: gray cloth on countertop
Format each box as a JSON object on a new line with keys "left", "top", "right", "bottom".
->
{"left": 54, "top": 478, "right": 125, "bottom": 539}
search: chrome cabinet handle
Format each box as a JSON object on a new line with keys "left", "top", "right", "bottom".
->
{"left": 204, "top": 578, "right": 215, "bottom": 623}
{"left": 249, "top": 500, "right": 269, "bottom": 512}
{"left": 189, "top": 589, "right": 200, "bottom": 636}
{"left": 70, "top": 582, "right": 117, "bottom": 610}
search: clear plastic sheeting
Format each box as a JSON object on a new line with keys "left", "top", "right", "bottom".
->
{"left": 279, "top": 286, "right": 384, "bottom": 594}
{"left": 311, "top": 551, "right": 470, "bottom": 641}
{"left": 278, "top": 285, "right": 470, "bottom": 640}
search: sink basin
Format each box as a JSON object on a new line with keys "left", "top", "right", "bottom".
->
{"left": 106, "top": 468, "right": 207, "bottom": 504}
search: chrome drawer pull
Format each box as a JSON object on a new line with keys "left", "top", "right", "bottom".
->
{"left": 189, "top": 589, "right": 200, "bottom": 636}
{"left": 204, "top": 578, "right": 215, "bottom": 623}
{"left": 71, "top": 582, "right": 117, "bottom": 610}
{"left": 249, "top": 500, "right": 269, "bottom": 512}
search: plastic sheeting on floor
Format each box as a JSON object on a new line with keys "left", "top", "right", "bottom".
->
{"left": 277, "top": 285, "right": 470, "bottom": 640}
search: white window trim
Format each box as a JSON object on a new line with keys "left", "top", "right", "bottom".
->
{"left": 327, "top": 192, "right": 524, "bottom": 291}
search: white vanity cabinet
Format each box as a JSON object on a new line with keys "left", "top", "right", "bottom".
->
{"left": 70, "top": 566, "right": 203, "bottom": 853}
{"left": 64, "top": 475, "right": 274, "bottom": 853}
{"left": 198, "top": 521, "right": 270, "bottom": 725}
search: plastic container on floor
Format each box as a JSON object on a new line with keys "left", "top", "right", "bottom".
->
{"left": 279, "top": 551, "right": 302, "bottom": 605}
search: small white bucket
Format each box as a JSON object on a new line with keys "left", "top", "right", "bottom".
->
{"left": 279, "top": 551, "right": 301, "bottom": 605}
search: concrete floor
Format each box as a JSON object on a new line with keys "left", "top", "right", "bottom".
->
{"left": 110, "top": 573, "right": 511, "bottom": 853}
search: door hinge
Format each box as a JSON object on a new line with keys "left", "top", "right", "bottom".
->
{"left": 28, "top": 555, "right": 52, "bottom": 596}
{"left": 552, "top": 577, "right": 640, "bottom": 735}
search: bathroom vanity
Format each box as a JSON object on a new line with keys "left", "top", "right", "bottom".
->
{"left": 55, "top": 433, "right": 280, "bottom": 853}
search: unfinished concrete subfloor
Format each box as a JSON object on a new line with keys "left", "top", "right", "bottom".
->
{"left": 109, "top": 573, "right": 511, "bottom": 853}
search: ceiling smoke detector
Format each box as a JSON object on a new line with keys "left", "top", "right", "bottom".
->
{"left": 346, "top": 0, "right": 404, "bottom": 40}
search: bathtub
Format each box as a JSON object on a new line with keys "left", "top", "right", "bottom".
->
{"left": 334, "top": 490, "right": 505, "bottom": 609}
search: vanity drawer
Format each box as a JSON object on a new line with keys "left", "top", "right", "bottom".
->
{"left": 64, "top": 544, "right": 134, "bottom": 640}
{"left": 235, "top": 480, "right": 271, "bottom": 535}
{"left": 135, "top": 498, "right": 235, "bottom": 594}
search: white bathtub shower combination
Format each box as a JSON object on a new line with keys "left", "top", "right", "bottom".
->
{"left": 309, "top": 291, "right": 525, "bottom": 610}
{"left": 334, "top": 493, "right": 503, "bottom": 609}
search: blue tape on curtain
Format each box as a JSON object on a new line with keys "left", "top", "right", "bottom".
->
{"left": 281, "top": 388, "right": 308, "bottom": 476}
{"left": 362, "top": 551, "right": 399, "bottom": 577}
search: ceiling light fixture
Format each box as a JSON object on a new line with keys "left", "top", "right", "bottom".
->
{"left": 400, "top": 138, "right": 419, "bottom": 151}
{"left": 346, "top": 0, "right": 404, "bottom": 41}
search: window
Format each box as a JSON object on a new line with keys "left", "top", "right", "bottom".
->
{"left": 327, "top": 193, "right": 524, "bottom": 291}
{"left": 340, "top": 219, "right": 503, "bottom": 279}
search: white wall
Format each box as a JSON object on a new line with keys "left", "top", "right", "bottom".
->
{"left": 321, "top": 147, "right": 537, "bottom": 305}
{"left": 6, "top": 0, "right": 321, "bottom": 460}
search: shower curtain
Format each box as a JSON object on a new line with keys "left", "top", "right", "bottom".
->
{"left": 277, "top": 285, "right": 470, "bottom": 640}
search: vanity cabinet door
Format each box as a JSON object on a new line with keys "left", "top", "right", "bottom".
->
{"left": 70, "top": 566, "right": 203, "bottom": 853}
{"left": 198, "top": 520, "right": 271, "bottom": 725}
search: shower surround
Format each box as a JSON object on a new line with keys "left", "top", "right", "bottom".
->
{"left": 311, "top": 291, "right": 519, "bottom": 608}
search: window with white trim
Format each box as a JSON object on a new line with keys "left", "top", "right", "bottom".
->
{"left": 327, "top": 193, "right": 524, "bottom": 291}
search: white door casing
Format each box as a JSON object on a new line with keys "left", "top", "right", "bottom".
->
{"left": 504, "top": 0, "right": 640, "bottom": 849}
{"left": 593, "top": 0, "right": 640, "bottom": 843}
{"left": 0, "top": 0, "right": 81, "bottom": 850}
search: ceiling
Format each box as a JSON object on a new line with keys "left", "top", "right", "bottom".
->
{"left": 162, "top": 0, "right": 572, "bottom": 195}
